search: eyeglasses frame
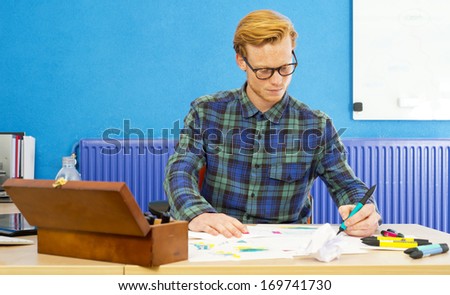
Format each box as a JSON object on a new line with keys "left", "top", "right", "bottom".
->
{"left": 242, "top": 51, "right": 298, "bottom": 80}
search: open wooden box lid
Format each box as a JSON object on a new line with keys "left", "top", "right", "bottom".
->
{"left": 3, "top": 178, "right": 151, "bottom": 237}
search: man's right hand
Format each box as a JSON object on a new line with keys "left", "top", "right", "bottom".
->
{"left": 188, "top": 212, "right": 248, "bottom": 238}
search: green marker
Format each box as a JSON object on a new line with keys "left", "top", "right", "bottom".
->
{"left": 336, "top": 185, "right": 376, "bottom": 235}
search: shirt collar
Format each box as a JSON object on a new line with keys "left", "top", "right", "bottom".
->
{"left": 239, "top": 83, "right": 289, "bottom": 124}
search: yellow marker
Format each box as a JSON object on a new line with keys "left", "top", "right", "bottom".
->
{"left": 362, "top": 239, "right": 429, "bottom": 248}
{"left": 369, "top": 236, "right": 428, "bottom": 243}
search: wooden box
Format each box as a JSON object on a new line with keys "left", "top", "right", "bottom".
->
{"left": 3, "top": 179, "right": 188, "bottom": 266}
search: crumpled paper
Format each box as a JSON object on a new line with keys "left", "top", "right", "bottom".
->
{"left": 304, "top": 223, "right": 347, "bottom": 262}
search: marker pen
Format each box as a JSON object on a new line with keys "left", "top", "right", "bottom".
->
{"left": 386, "top": 228, "right": 404, "bottom": 238}
{"left": 381, "top": 230, "right": 398, "bottom": 237}
{"left": 409, "top": 243, "right": 449, "bottom": 259}
{"left": 381, "top": 229, "right": 404, "bottom": 238}
{"left": 144, "top": 212, "right": 156, "bottom": 225}
{"left": 362, "top": 236, "right": 429, "bottom": 243}
{"left": 362, "top": 239, "right": 431, "bottom": 248}
{"left": 337, "top": 185, "right": 376, "bottom": 235}
{"left": 404, "top": 243, "right": 441, "bottom": 254}
{"left": 161, "top": 212, "right": 171, "bottom": 224}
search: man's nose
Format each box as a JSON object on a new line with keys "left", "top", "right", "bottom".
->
{"left": 268, "top": 70, "right": 283, "bottom": 84}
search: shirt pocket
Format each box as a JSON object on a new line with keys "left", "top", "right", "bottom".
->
{"left": 269, "top": 162, "right": 310, "bottom": 183}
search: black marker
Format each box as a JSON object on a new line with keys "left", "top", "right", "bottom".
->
{"left": 337, "top": 185, "right": 377, "bottom": 235}
{"left": 161, "top": 212, "right": 171, "bottom": 224}
{"left": 144, "top": 212, "right": 156, "bottom": 225}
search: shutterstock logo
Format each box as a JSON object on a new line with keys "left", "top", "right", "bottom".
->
{"left": 100, "top": 119, "right": 348, "bottom": 156}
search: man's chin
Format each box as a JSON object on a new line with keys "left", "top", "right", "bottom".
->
{"left": 265, "top": 92, "right": 285, "bottom": 102}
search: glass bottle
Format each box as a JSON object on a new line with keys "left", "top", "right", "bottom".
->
{"left": 55, "top": 155, "right": 81, "bottom": 181}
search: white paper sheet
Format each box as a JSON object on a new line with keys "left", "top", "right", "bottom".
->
{"left": 188, "top": 224, "right": 367, "bottom": 262}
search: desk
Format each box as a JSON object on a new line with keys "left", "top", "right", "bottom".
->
{"left": 2, "top": 203, "right": 450, "bottom": 275}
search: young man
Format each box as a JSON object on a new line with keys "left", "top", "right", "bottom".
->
{"left": 164, "top": 10, "right": 381, "bottom": 238}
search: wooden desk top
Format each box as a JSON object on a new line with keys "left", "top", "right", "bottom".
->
{"left": 2, "top": 203, "right": 450, "bottom": 275}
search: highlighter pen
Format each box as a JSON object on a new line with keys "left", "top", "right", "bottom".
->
{"left": 409, "top": 243, "right": 449, "bottom": 259}
{"left": 362, "top": 236, "right": 429, "bottom": 243}
{"left": 144, "top": 212, "right": 156, "bottom": 225}
{"left": 336, "top": 185, "right": 376, "bottom": 236}
{"left": 364, "top": 239, "right": 431, "bottom": 246}
{"left": 381, "top": 229, "right": 404, "bottom": 238}
{"left": 386, "top": 228, "right": 405, "bottom": 238}
{"left": 381, "top": 230, "right": 398, "bottom": 237}
{"left": 161, "top": 212, "right": 171, "bottom": 224}
{"left": 362, "top": 239, "right": 431, "bottom": 248}
{"left": 404, "top": 243, "right": 442, "bottom": 254}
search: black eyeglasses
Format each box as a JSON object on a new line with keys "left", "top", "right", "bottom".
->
{"left": 242, "top": 51, "right": 298, "bottom": 80}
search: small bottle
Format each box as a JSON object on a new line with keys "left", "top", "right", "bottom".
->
{"left": 55, "top": 154, "right": 81, "bottom": 181}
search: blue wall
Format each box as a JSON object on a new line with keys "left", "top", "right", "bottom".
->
{"left": 1, "top": 0, "right": 449, "bottom": 179}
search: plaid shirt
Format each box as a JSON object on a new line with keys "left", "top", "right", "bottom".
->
{"left": 164, "top": 84, "right": 371, "bottom": 223}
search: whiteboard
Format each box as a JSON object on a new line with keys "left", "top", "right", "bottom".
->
{"left": 353, "top": 0, "right": 450, "bottom": 120}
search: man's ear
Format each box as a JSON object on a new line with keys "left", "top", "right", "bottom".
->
{"left": 236, "top": 54, "right": 246, "bottom": 71}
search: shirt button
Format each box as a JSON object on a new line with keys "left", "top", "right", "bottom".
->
{"left": 251, "top": 193, "right": 255, "bottom": 198}
{"left": 255, "top": 164, "right": 260, "bottom": 168}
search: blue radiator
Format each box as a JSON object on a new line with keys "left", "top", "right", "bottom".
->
{"left": 78, "top": 139, "right": 176, "bottom": 211}
{"left": 77, "top": 138, "right": 450, "bottom": 232}
{"left": 311, "top": 139, "right": 449, "bottom": 233}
